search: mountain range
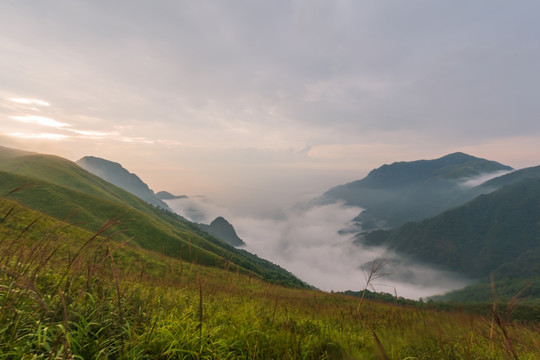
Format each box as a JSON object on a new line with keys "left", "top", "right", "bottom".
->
{"left": 322, "top": 152, "right": 513, "bottom": 230}
{"left": 3, "top": 144, "right": 540, "bottom": 303}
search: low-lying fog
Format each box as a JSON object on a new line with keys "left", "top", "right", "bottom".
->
{"left": 165, "top": 197, "right": 471, "bottom": 300}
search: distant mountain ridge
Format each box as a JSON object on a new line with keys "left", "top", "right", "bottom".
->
{"left": 322, "top": 152, "right": 513, "bottom": 229}
{"left": 156, "top": 191, "right": 188, "bottom": 200}
{"left": 357, "top": 152, "right": 511, "bottom": 186}
{"left": 76, "top": 156, "right": 171, "bottom": 211}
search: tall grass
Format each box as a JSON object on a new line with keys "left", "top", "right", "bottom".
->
{"left": 1, "top": 197, "right": 539, "bottom": 359}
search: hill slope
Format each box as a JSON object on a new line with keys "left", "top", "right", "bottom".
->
{"left": 0, "top": 146, "right": 305, "bottom": 287}
{"left": 322, "top": 152, "right": 512, "bottom": 229}
{"left": 76, "top": 156, "right": 171, "bottom": 210}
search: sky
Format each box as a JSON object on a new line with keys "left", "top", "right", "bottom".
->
{"left": 1, "top": 0, "right": 540, "bottom": 216}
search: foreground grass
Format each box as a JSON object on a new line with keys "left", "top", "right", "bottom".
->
{"left": 1, "top": 199, "right": 539, "bottom": 359}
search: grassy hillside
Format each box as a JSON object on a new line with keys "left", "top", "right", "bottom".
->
{"left": 1, "top": 197, "right": 539, "bottom": 359}
{"left": 0, "top": 148, "right": 304, "bottom": 287}
{"left": 0, "top": 153, "right": 157, "bottom": 214}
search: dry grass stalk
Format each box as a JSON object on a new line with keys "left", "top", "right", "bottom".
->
{"left": 357, "top": 257, "right": 389, "bottom": 311}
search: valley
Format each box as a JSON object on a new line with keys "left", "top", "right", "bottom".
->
{"left": 1, "top": 145, "right": 539, "bottom": 359}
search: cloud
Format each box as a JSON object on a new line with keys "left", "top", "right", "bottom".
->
{"left": 6, "top": 132, "right": 68, "bottom": 141}
{"left": 236, "top": 203, "right": 470, "bottom": 299}
{"left": 2, "top": 95, "right": 160, "bottom": 144}
{"left": 10, "top": 115, "right": 70, "bottom": 128}
{"left": 166, "top": 196, "right": 470, "bottom": 299}
{"left": 165, "top": 197, "right": 230, "bottom": 224}
{"left": 69, "top": 129, "right": 119, "bottom": 138}
{"left": 460, "top": 170, "right": 514, "bottom": 188}
{"left": 9, "top": 98, "right": 50, "bottom": 106}
{"left": 2, "top": 1, "right": 540, "bottom": 145}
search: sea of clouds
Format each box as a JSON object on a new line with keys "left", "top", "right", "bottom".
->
{"left": 165, "top": 197, "right": 470, "bottom": 300}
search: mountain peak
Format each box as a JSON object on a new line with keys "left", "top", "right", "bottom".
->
{"left": 211, "top": 216, "right": 228, "bottom": 225}
{"left": 440, "top": 151, "right": 476, "bottom": 161}
{"left": 199, "top": 216, "right": 245, "bottom": 247}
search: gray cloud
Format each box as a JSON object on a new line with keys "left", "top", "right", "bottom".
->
{"left": 3, "top": 1, "right": 540, "bottom": 139}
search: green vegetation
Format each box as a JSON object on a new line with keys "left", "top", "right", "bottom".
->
{"left": 342, "top": 289, "right": 540, "bottom": 323}
{"left": 363, "top": 178, "right": 540, "bottom": 304}
{"left": 0, "top": 149, "right": 304, "bottom": 288}
{"left": 1, "top": 198, "right": 540, "bottom": 359}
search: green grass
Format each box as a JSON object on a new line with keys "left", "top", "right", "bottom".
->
{"left": 0, "top": 154, "right": 305, "bottom": 288}
{"left": 1, "top": 198, "right": 540, "bottom": 359}
{"left": 0, "top": 154, "right": 155, "bottom": 213}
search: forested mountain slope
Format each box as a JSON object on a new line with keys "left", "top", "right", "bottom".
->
{"left": 362, "top": 178, "right": 540, "bottom": 303}
{"left": 322, "top": 152, "right": 512, "bottom": 229}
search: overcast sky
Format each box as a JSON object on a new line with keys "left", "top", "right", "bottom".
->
{"left": 1, "top": 0, "right": 540, "bottom": 215}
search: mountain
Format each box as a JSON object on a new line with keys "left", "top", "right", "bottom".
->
{"left": 157, "top": 192, "right": 244, "bottom": 247}
{"left": 322, "top": 152, "right": 513, "bottom": 230}
{"left": 0, "top": 146, "right": 306, "bottom": 288}
{"left": 362, "top": 177, "right": 540, "bottom": 303}
{"left": 76, "top": 156, "right": 171, "bottom": 211}
{"left": 198, "top": 216, "right": 245, "bottom": 247}
{"left": 155, "top": 191, "right": 188, "bottom": 200}
{"left": 0, "top": 145, "right": 35, "bottom": 162}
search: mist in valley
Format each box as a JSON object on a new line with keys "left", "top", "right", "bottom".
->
{"left": 165, "top": 196, "right": 471, "bottom": 300}
{"left": 459, "top": 170, "right": 514, "bottom": 188}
